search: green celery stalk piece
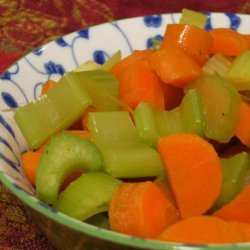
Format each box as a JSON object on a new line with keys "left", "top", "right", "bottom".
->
{"left": 225, "top": 50, "right": 250, "bottom": 90}
{"left": 74, "top": 60, "right": 101, "bottom": 72}
{"left": 53, "top": 171, "right": 122, "bottom": 221}
{"left": 133, "top": 89, "right": 205, "bottom": 148}
{"left": 148, "top": 38, "right": 162, "bottom": 50}
{"left": 74, "top": 50, "right": 121, "bottom": 72}
{"left": 186, "top": 74, "right": 241, "bottom": 143}
{"left": 36, "top": 132, "right": 103, "bottom": 205}
{"left": 133, "top": 102, "right": 164, "bottom": 148}
{"left": 88, "top": 111, "right": 164, "bottom": 178}
{"left": 101, "top": 143, "right": 164, "bottom": 178}
{"left": 100, "top": 50, "right": 121, "bottom": 71}
{"left": 71, "top": 70, "right": 120, "bottom": 111}
{"left": 14, "top": 73, "right": 93, "bottom": 150}
{"left": 202, "top": 53, "right": 232, "bottom": 77}
{"left": 179, "top": 8, "right": 208, "bottom": 29}
{"left": 211, "top": 152, "right": 249, "bottom": 212}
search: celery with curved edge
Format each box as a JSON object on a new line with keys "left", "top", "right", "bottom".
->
{"left": 36, "top": 132, "right": 103, "bottom": 205}
{"left": 88, "top": 111, "right": 164, "bottom": 178}
{"left": 53, "top": 172, "right": 122, "bottom": 221}
{"left": 179, "top": 8, "right": 208, "bottom": 29}
{"left": 211, "top": 152, "right": 249, "bottom": 212}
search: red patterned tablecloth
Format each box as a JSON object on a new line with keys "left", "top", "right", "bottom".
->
{"left": 1, "top": 0, "right": 250, "bottom": 249}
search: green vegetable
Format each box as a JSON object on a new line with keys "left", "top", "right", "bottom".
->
{"left": 36, "top": 132, "right": 103, "bottom": 205}
{"left": 53, "top": 171, "right": 121, "bottom": 221}
{"left": 74, "top": 50, "right": 121, "bottom": 72}
{"left": 211, "top": 152, "right": 249, "bottom": 212}
{"left": 134, "top": 89, "right": 205, "bottom": 148}
{"left": 225, "top": 50, "right": 250, "bottom": 90}
{"left": 14, "top": 73, "right": 92, "bottom": 150}
{"left": 202, "top": 53, "right": 232, "bottom": 77}
{"left": 179, "top": 8, "right": 208, "bottom": 29}
{"left": 187, "top": 74, "right": 241, "bottom": 143}
{"left": 88, "top": 111, "right": 164, "bottom": 178}
{"left": 67, "top": 70, "right": 120, "bottom": 111}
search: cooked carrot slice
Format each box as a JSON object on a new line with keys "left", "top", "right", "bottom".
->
{"left": 161, "top": 24, "right": 213, "bottom": 65}
{"left": 158, "top": 134, "right": 223, "bottom": 218}
{"left": 158, "top": 216, "right": 243, "bottom": 244}
{"left": 213, "top": 184, "right": 250, "bottom": 223}
{"left": 109, "top": 181, "right": 179, "bottom": 239}
{"left": 149, "top": 46, "right": 202, "bottom": 88}
{"left": 209, "top": 28, "right": 248, "bottom": 56}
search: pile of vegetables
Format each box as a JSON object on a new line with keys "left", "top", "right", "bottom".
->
{"left": 16, "top": 9, "right": 250, "bottom": 245}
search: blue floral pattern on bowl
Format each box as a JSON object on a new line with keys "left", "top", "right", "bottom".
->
{"left": 1, "top": 12, "right": 250, "bottom": 250}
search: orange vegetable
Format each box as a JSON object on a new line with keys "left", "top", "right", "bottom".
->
{"left": 163, "top": 84, "right": 184, "bottom": 110}
{"left": 40, "top": 80, "right": 56, "bottom": 95}
{"left": 209, "top": 28, "right": 248, "bottom": 56}
{"left": 229, "top": 221, "right": 250, "bottom": 242}
{"left": 161, "top": 24, "right": 213, "bottom": 65}
{"left": 149, "top": 46, "right": 202, "bottom": 88}
{"left": 235, "top": 100, "right": 250, "bottom": 147}
{"left": 119, "top": 59, "right": 165, "bottom": 110}
{"left": 213, "top": 184, "right": 250, "bottom": 223}
{"left": 158, "top": 216, "right": 243, "bottom": 244}
{"left": 21, "top": 151, "right": 41, "bottom": 185}
{"left": 111, "top": 49, "right": 155, "bottom": 79}
{"left": 154, "top": 176, "right": 176, "bottom": 206}
{"left": 109, "top": 181, "right": 179, "bottom": 239}
{"left": 158, "top": 134, "right": 223, "bottom": 219}
{"left": 242, "top": 34, "right": 250, "bottom": 49}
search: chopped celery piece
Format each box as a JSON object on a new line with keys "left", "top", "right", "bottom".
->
{"left": 149, "top": 38, "right": 162, "bottom": 50}
{"left": 133, "top": 103, "right": 164, "bottom": 147}
{"left": 187, "top": 74, "right": 241, "bottom": 143}
{"left": 134, "top": 89, "right": 205, "bottom": 148}
{"left": 88, "top": 111, "right": 164, "bottom": 178}
{"left": 14, "top": 73, "right": 92, "bottom": 150}
{"left": 211, "top": 152, "right": 249, "bottom": 212}
{"left": 89, "top": 111, "right": 139, "bottom": 145}
{"left": 100, "top": 50, "right": 121, "bottom": 71}
{"left": 202, "top": 53, "right": 232, "bottom": 77}
{"left": 74, "top": 60, "right": 101, "bottom": 72}
{"left": 101, "top": 143, "right": 164, "bottom": 178}
{"left": 71, "top": 70, "right": 120, "bottom": 111}
{"left": 225, "top": 50, "right": 250, "bottom": 90}
{"left": 53, "top": 172, "right": 121, "bottom": 221}
{"left": 74, "top": 50, "right": 121, "bottom": 72}
{"left": 179, "top": 8, "right": 208, "bottom": 29}
{"left": 36, "top": 132, "right": 103, "bottom": 205}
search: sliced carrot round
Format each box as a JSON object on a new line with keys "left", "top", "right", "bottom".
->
{"left": 158, "top": 134, "right": 223, "bottom": 218}
{"left": 158, "top": 215, "right": 243, "bottom": 244}
{"left": 109, "top": 181, "right": 179, "bottom": 239}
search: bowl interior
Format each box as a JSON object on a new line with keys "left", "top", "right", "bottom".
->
{"left": 1, "top": 12, "right": 250, "bottom": 250}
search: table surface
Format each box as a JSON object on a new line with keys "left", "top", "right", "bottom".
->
{"left": 1, "top": 0, "right": 250, "bottom": 249}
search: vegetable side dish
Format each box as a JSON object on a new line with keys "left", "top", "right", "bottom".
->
{"left": 15, "top": 9, "right": 250, "bottom": 244}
